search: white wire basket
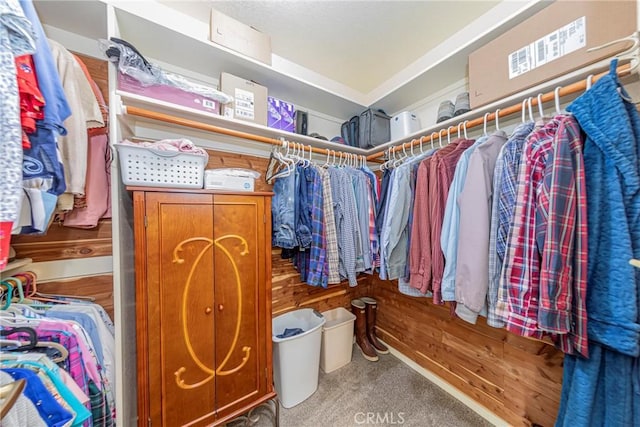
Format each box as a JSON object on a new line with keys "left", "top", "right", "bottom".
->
{"left": 114, "top": 143, "right": 206, "bottom": 189}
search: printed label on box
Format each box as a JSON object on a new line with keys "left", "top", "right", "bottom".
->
{"left": 508, "top": 16, "right": 586, "bottom": 79}
{"left": 234, "top": 88, "right": 255, "bottom": 120}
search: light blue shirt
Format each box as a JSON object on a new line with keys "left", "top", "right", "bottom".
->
{"left": 440, "top": 136, "right": 487, "bottom": 301}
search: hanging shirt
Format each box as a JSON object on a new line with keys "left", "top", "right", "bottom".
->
{"left": 440, "top": 136, "right": 487, "bottom": 303}
{"left": 538, "top": 115, "right": 588, "bottom": 358}
{"left": 409, "top": 156, "right": 434, "bottom": 292}
{"left": 317, "top": 167, "right": 340, "bottom": 284}
{"left": 20, "top": 0, "right": 71, "bottom": 197}
{"left": 454, "top": 131, "right": 507, "bottom": 324}
{"left": 2, "top": 368, "right": 74, "bottom": 427}
{"left": 499, "top": 117, "right": 562, "bottom": 337}
{"left": 0, "top": 0, "right": 36, "bottom": 268}
{"left": 383, "top": 165, "right": 412, "bottom": 280}
{"left": 304, "top": 167, "right": 328, "bottom": 288}
{"left": 329, "top": 167, "right": 359, "bottom": 286}
{"left": 429, "top": 138, "right": 475, "bottom": 304}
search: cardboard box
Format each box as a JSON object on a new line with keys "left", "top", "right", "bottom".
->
{"left": 468, "top": 0, "right": 636, "bottom": 109}
{"left": 118, "top": 72, "right": 219, "bottom": 114}
{"left": 219, "top": 72, "right": 268, "bottom": 126}
{"left": 280, "top": 101, "right": 295, "bottom": 133}
{"left": 267, "top": 96, "right": 282, "bottom": 129}
{"left": 210, "top": 9, "right": 272, "bottom": 65}
{"left": 267, "top": 96, "right": 296, "bottom": 132}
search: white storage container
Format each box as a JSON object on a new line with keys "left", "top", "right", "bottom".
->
{"left": 390, "top": 111, "right": 421, "bottom": 140}
{"left": 272, "top": 309, "right": 326, "bottom": 408}
{"left": 320, "top": 307, "right": 356, "bottom": 373}
{"left": 114, "top": 143, "right": 206, "bottom": 189}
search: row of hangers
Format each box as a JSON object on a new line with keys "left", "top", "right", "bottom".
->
{"left": 378, "top": 74, "right": 594, "bottom": 172}
{"left": 266, "top": 139, "right": 368, "bottom": 182}
{"left": 0, "top": 271, "right": 95, "bottom": 310}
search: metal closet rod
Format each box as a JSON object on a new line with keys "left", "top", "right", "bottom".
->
{"left": 366, "top": 62, "right": 634, "bottom": 161}
{"left": 124, "top": 105, "right": 374, "bottom": 161}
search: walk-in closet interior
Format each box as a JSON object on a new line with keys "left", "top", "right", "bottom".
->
{"left": 1, "top": 1, "right": 639, "bottom": 426}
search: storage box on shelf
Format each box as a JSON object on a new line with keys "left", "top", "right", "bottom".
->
{"left": 468, "top": 0, "right": 637, "bottom": 108}
{"left": 117, "top": 72, "right": 221, "bottom": 115}
{"left": 268, "top": 96, "right": 296, "bottom": 132}
{"left": 114, "top": 143, "right": 207, "bottom": 189}
{"left": 209, "top": 8, "right": 272, "bottom": 65}
{"left": 220, "top": 72, "right": 269, "bottom": 126}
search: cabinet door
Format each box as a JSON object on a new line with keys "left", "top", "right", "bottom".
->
{"left": 145, "top": 192, "right": 217, "bottom": 427}
{"left": 212, "top": 195, "right": 269, "bottom": 417}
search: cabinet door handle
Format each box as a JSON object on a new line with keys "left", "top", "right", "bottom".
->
{"left": 204, "top": 307, "right": 212, "bottom": 315}
{"left": 218, "top": 304, "right": 224, "bottom": 311}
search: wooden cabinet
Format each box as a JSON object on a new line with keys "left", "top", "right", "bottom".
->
{"left": 132, "top": 188, "right": 275, "bottom": 427}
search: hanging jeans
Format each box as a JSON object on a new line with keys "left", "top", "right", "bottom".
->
{"left": 271, "top": 172, "right": 296, "bottom": 249}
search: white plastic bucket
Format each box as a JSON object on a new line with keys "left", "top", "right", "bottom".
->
{"left": 272, "top": 308, "right": 326, "bottom": 408}
{"left": 320, "top": 307, "right": 356, "bottom": 373}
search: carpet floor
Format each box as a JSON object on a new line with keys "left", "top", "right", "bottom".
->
{"left": 229, "top": 344, "right": 492, "bottom": 427}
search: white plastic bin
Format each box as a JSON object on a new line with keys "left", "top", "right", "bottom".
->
{"left": 320, "top": 307, "right": 356, "bottom": 373}
{"left": 272, "top": 308, "right": 326, "bottom": 408}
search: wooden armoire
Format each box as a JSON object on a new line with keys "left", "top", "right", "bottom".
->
{"left": 131, "top": 187, "right": 275, "bottom": 427}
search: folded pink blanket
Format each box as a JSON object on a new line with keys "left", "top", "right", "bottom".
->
{"left": 121, "top": 138, "right": 208, "bottom": 158}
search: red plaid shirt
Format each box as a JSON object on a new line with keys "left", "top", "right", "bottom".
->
{"left": 500, "top": 118, "right": 561, "bottom": 338}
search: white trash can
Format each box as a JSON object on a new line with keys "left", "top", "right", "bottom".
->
{"left": 320, "top": 307, "right": 356, "bottom": 373}
{"left": 272, "top": 308, "right": 326, "bottom": 408}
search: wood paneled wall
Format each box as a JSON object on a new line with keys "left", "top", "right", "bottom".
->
{"left": 370, "top": 277, "right": 563, "bottom": 427}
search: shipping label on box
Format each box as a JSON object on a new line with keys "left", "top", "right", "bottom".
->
{"left": 210, "top": 9, "right": 272, "bottom": 65}
{"left": 220, "top": 72, "right": 268, "bottom": 126}
{"left": 468, "top": 0, "right": 636, "bottom": 109}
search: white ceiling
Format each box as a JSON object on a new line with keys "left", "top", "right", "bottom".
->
{"left": 159, "top": 1, "right": 502, "bottom": 93}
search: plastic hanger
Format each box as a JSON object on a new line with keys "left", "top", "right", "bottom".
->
{"left": 0, "top": 379, "right": 26, "bottom": 419}
{"left": 586, "top": 74, "right": 594, "bottom": 91}
{"left": 438, "top": 129, "right": 445, "bottom": 149}
{"left": 447, "top": 126, "right": 454, "bottom": 145}
{"left": 527, "top": 97, "right": 535, "bottom": 122}
{"left": 537, "top": 94, "right": 544, "bottom": 118}
{"left": 554, "top": 87, "right": 562, "bottom": 114}
{"left": 483, "top": 112, "right": 490, "bottom": 136}
{"left": 630, "top": 259, "right": 640, "bottom": 269}
{"left": 463, "top": 120, "right": 469, "bottom": 139}
{"left": 521, "top": 99, "right": 527, "bottom": 123}
{"left": 418, "top": 136, "right": 425, "bottom": 154}
{"left": 495, "top": 109, "right": 501, "bottom": 131}
{"left": 0, "top": 283, "right": 13, "bottom": 310}
{"left": 3, "top": 279, "right": 24, "bottom": 304}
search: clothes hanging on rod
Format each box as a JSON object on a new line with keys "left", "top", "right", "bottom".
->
{"left": 270, "top": 146, "right": 378, "bottom": 287}
{"left": 0, "top": 274, "right": 116, "bottom": 427}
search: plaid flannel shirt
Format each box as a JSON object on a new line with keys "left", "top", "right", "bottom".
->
{"left": 500, "top": 118, "right": 561, "bottom": 337}
{"left": 541, "top": 116, "right": 589, "bottom": 357}
{"left": 318, "top": 167, "right": 341, "bottom": 284}
{"left": 306, "top": 167, "right": 328, "bottom": 288}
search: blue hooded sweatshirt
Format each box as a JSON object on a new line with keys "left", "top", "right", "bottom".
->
{"left": 556, "top": 60, "right": 640, "bottom": 426}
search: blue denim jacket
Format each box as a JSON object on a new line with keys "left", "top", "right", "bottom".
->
{"left": 271, "top": 171, "right": 296, "bottom": 249}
